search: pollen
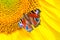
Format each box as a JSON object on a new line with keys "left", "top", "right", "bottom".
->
{"left": 0, "top": 0, "right": 40, "bottom": 34}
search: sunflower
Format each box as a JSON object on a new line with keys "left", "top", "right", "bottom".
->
{"left": 0, "top": 0, "right": 60, "bottom": 40}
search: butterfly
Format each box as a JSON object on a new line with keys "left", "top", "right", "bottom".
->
{"left": 18, "top": 9, "right": 41, "bottom": 32}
